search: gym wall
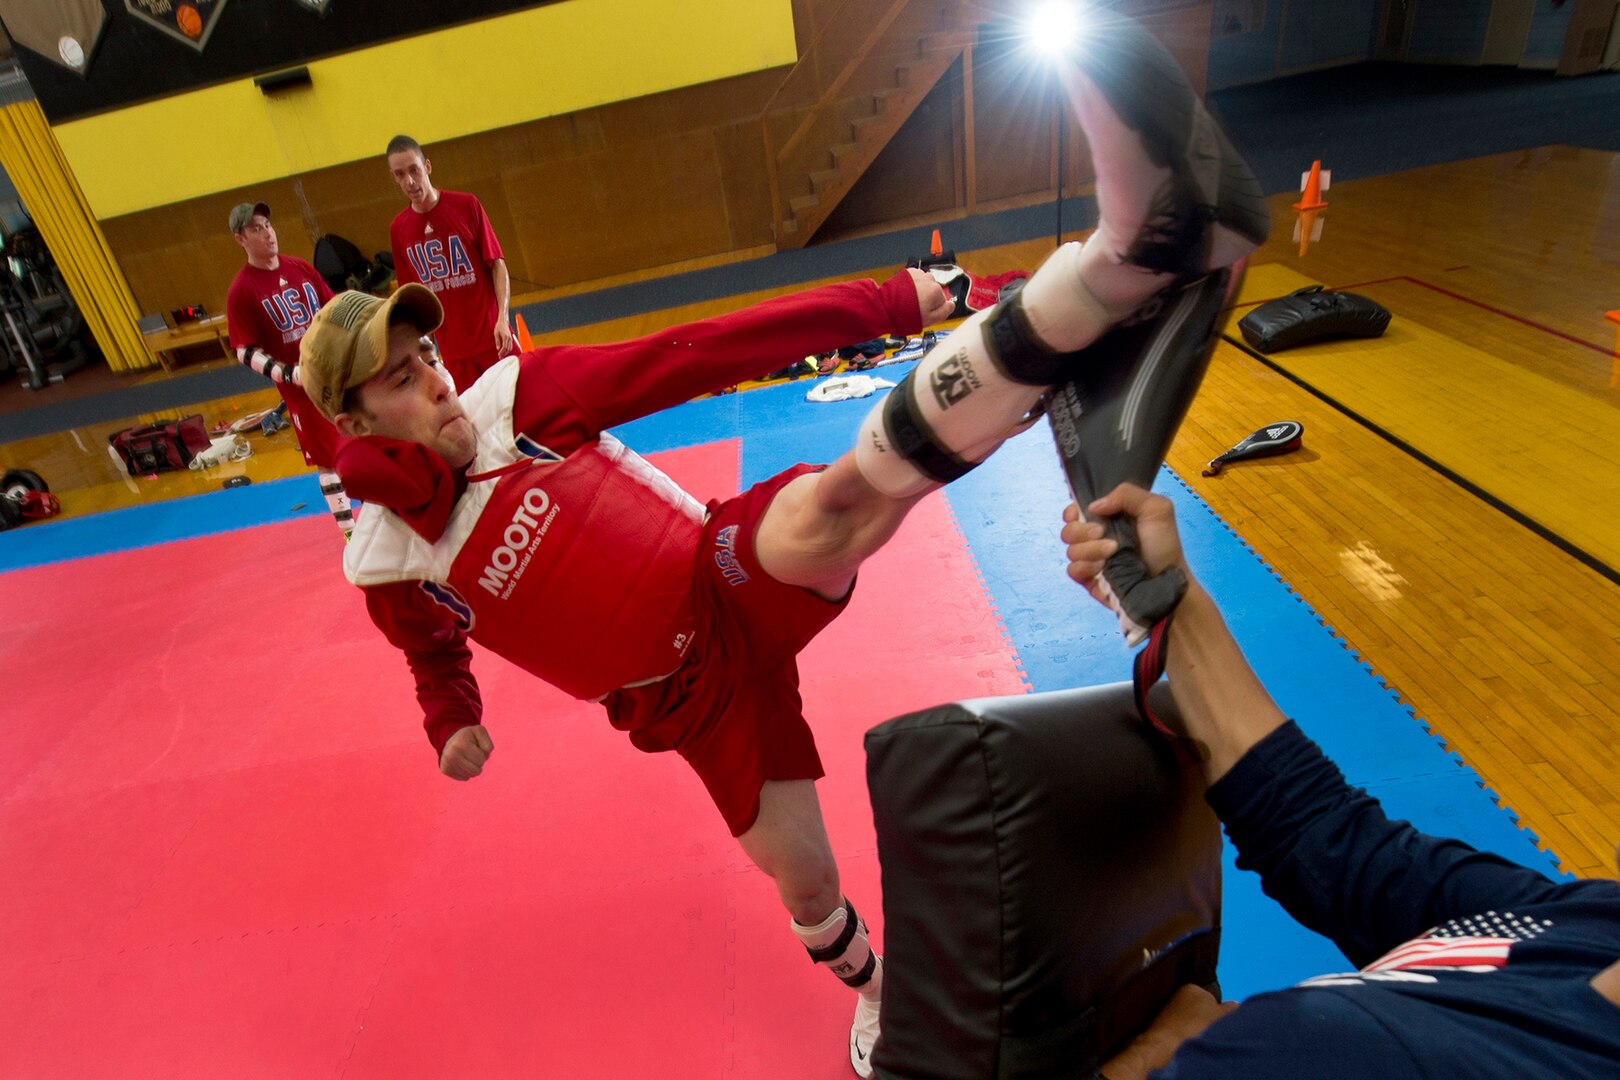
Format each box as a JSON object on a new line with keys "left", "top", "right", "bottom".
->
{"left": 8, "top": 1, "right": 558, "bottom": 123}
{"left": 46, "top": 1, "right": 798, "bottom": 219}
{"left": 69, "top": 0, "right": 1215, "bottom": 323}
{"left": 1207, "top": 0, "right": 1383, "bottom": 90}
{"left": 816, "top": 0, "right": 1218, "bottom": 241}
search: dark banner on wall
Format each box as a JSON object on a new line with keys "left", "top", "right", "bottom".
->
{"left": 124, "top": 0, "right": 231, "bottom": 53}
{"left": 0, "top": 0, "right": 560, "bottom": 123}
{"left": 0, "top": 0, "right": 108, "bottom": 75}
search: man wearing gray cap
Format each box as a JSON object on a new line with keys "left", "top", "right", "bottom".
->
{"left": 224, "top": 200, "right": 352, "bottom": 535}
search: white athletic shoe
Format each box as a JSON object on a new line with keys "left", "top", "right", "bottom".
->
{"left": 849, "top": 970, "right": 881, "bottom": 1077}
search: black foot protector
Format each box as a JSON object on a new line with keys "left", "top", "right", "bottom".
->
{"left": 1076, "top": 16, "right": 1270, "bottom": 276}
{"left": 1046, "top": 267, "right": 1238, "bottom": 643}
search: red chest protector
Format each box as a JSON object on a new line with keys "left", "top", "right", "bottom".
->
{"left": 445, "top": 437, "right": 704, "bottom": 699}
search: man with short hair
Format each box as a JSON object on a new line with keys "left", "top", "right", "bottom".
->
{"left": 386, "top": 134, "right": 516, "bottom": 390}
{"left": 223, "top": 201, "right": 351, "bottom": 535}
{"left": 304, "top": 17, "right": 1266, "bottom": 1073}
{"left": 306, "top": 270, "right": 946, "bottom": 1078}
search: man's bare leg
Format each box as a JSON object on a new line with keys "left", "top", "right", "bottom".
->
{"left": 753, "top": 455, "right": 925, "bottom": 601}
{"left": 756, "top": 18, "right": 1270, "bottom": 595}
{"left": 739, "top": 780, "right": 885, "bottom": 1077}
{"left": 738, "top": 780, "right": 843, "bottom": 923}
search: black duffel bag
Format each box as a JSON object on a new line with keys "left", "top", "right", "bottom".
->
{"left": 1238, "top": 285, "right": 1391, "bottom": 354}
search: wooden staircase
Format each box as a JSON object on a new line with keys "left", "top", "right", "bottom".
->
{"left": 761, "top": 0, "right": 1005, "bottom": 248}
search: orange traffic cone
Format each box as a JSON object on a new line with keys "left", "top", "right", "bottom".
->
{"left": 1606, "top": 309, "right": 1619, "bottom": 388}
{"left": 1292, "top": 160, "right": 1329, "bottom": 257}
{"left": 930, "top": 228, "right": 943, "bottom": 257}
{"left": 1293, "top": 160, "right": 1328, "bottom": 211}
{"left": 515, "top": 313, "right": 535, "bottom": 352}
{"left": 1294, "top": 208, "right": 1324, "bottom": 257}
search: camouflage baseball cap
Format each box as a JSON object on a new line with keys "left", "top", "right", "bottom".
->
{"left": 299, "top": 285, "right": 443, "bottom": 420}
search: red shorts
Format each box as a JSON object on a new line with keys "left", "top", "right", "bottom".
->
{"left": 278, "top": 381, "right": 339, "bottom": 469}
{"left": 602, "top": 463, "right": 848, "bottom": 837}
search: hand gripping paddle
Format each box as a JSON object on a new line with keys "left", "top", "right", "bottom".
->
{"left": 1045, "top": 267, "right": 1238, "bottom": 644}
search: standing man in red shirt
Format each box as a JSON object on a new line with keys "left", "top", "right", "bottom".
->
{"left": 386, "top": 135, "right": 517, "bottom": 391}
{"left": 224, "top": 201, "right": 352, "bottom": 536}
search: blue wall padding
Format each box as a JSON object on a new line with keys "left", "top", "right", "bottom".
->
{"left": 1409, "top": 0, "right": 1492, "bottom": 60}
{"left": 1525, "top": 0, "right": 1575, "bottom": 64}
{"left": 1208, "top": 0, "right": 1382, "bottom": 91}
{"left": 3, "top": 365, "right": 268, "bottom": 442}
{"left": 1207, "top": 0, "right": 1287, "bottom": 91}
{"left": 1277, "top": 0, "right": 1380, "bottom": 72}
{"left": 512, "top": 196, "right": 1096, "bottom": 336}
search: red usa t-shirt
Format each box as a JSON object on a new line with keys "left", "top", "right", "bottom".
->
{"left": 226, "top": 255, "right": 336, "bottom": 468}
{"left": 390, "top": 189, "right": 507, "bottom": 381}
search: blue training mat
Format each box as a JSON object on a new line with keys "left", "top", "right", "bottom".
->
{"left": 0, "top": 473, "right": 325, "bottom": 573}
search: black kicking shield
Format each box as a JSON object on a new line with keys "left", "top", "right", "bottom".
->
{"left": 866, "top": 682, "right": 1221, "bottom": 1079}
{"left": 1045, "top": 268, "right": 1237, "bottom": 643}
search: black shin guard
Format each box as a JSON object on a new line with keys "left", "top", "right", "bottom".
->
{"left": 855, "top": 281, "right": 1097, "bottom": 496}
{"left": 1075, "top": 16, "right": 1269, "bottom": 278}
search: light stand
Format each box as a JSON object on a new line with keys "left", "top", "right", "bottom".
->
{"left": 1055, "top": 95, "right": 1066, "bottom": 247}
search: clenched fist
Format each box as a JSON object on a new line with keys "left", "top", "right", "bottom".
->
{"left": 440, "top": 724, "right": 494, "bottom": 780}
{"left": 906, "top": 267, "right": 955, "bottom": 327}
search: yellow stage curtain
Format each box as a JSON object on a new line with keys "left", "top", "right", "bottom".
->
{"left": 0, "top": 99, "right": 151, "bottom": 373}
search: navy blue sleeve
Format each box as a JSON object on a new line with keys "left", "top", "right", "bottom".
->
{"left": 1206, "top": 722, "right": 1569, "bottom": 967}
{"left": 1147, "top": 989, "right": 1427, "bottom": 1079}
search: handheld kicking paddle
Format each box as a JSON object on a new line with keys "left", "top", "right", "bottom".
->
{"left": 1046, "top": 268, "right": 1238, "bottom": 644}
{"left": 1202, "top": 420, "right": 1303, "bottom": 476}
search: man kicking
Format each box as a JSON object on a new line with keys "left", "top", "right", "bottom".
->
{"left": 299, "top": 16, "right": 1266, "bottom": 1075}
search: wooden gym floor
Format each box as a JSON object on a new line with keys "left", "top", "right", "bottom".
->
{"left": 2, "top": 148, "right": 1617, "bottom": 877}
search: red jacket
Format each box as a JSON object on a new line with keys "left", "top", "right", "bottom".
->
{"left": 340, "top": 273, "right": 924, "bottom": 756}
